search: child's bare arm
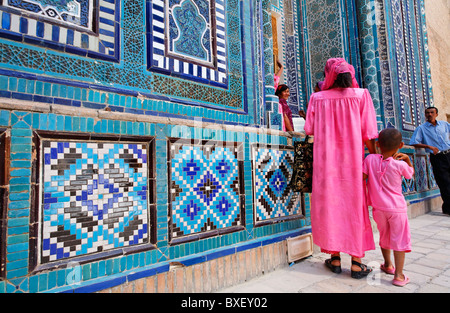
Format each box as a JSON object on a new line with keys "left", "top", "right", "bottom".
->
{"left": 364, "top": 139, "right": 376, "bottom": 154}
{"left": 393, "top": 153, "right": 413, "bottom": 168}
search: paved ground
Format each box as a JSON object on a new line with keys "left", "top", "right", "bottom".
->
{"left": 217, "top": 212, "right": 450, "bottom": 293}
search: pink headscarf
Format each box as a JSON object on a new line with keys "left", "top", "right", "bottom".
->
{"left": 321, "top": 58, "right": 359, "bottom": 91}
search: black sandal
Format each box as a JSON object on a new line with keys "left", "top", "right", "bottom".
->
{"left": 351, "top": 260, "right": 372, "bottom": 279}
{"left": 325, "top": 256, "right": 342, "bottom": 274}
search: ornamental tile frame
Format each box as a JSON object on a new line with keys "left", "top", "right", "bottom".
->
{"left": 168, "top": 138, "right": 245, "bottom": 244}
{"left": 372, "top": 0, "right": 433, "bottom": 134}
{"left": 164, "top": 0, "right": 218, "bottom": 68}
{"left": 149, "top": 0, "right": 224, "bottom": 81}
{"left": 0, "top": 0, "right": 120, "bottom": 62}
{"left": 147, "top": 0, "right": 246, "bottom": 109}
{"left": 29, "top": 130, "right": 157, "bottom": 273}
{"left": 147, "top": 0, "right": 251, "bottom": 113}
{"left": 161, "top": 0, "right": 222, "bottom": 74}
{"left": 251, "top": 143, "right": 303, "bottom": 226}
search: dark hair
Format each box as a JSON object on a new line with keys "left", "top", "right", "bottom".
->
{"left": 378, "top": 128, "right": 403, "bottom": 151}
{"left": 425, "top": 106, "right": 438, "bottom": 114}
{"left": 334, "top": 72, "right": 353, "bottom": 88}
{"left": 275, "top": 84, "right": 289, "bottom": 97}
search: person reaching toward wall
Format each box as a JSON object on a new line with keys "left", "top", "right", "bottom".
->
{"left": 274, "top": 60, "right": 294, "bottom": 132}
{"left": 274, "top": 60, "right": 283, "bottom": 91}
{"left": 363, "top": 128, "right": 414, "bottom": 286}
{"left": 298, "top": 81, "right": 324, "bottom": 120}
{"left": 275, "top": 84, "right": 294, "bottom": 132}
{"left": 304, "top": 58, "right": 378, "bottom": 279}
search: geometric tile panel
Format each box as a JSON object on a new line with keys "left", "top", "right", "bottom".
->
{"left": 414, "top": 154, "right": 428, "bottom": 192}
{"left": 426, "top": 154, "right": 437, "bottom": 189}
{"left": 169, "top": 139, "right": 243, "bottom": 240}
{"left": 40, "top": 140, "right": 150, "bottom": 263}
{"left": 252, "top": 144, "right": 302, "bottom": 224}
{"left": 389, "top": 0, "right": 426, "bottom": 131}
{"left": 0, "top": 0, "right": 120, "bottom": 61}
{"left": 148, "top": 0, "right": 228, "bottom": 86}
{"left": 283, "top": 0, "right": 301, "bottom": 114}
{"left": 3, "top": 0, "right": 95, "bottom": 30}
{"left": 303, "top": 0, "right": 343, "bottom": 83}
{"left": 402, "top": 175, "right": 415, "bottom": 194}
{"left": 402, "top": 153, "right": 416, "bottom": 194}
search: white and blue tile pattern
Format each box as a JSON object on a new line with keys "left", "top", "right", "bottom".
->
{"left": 169, "top": 140, "right": 242, "bottom": 239}
{"left": 252, "top": 145, "right": 302, "bottom": 223}
{"left": 41, "top": 141, "right": 149, "bottom": 263}
{"left": 148, "top": 0, "right": 228, "bottom": 87}
{"left": 0, "top": 0, "right": 120, "bottom": 61}
{"left": 3, "top": 0, "right": 95, "bottom": 30}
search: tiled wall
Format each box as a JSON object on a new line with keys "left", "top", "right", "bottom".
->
{"left": 37, "top": 134, "right": 154, "bottom": 265}
{"left": 0, "top": 105, "right": 310, "bottom": 292}
{"left": 0, "top": 0, "right": 257, "bottom": 125}
{"left": 355, "top": 0, "right": 433, "bottom": 138}
{"left": 400, "top": 146, "right": 437, "bottom": 196}
{"left": 0, "top": 0, "right": 298, "bottom": 292}
{"left": 0, "top": 0, "right": 441, "bottom": 293}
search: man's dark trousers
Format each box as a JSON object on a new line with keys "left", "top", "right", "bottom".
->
{"left": 430, "top": 152, "right": 450, "bottom": 214}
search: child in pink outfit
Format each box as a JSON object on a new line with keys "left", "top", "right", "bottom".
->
{"left": 363, "top": 128, "right": 414, "bottom": 287}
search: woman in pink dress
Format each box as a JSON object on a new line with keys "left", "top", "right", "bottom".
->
{"left": 304, "top": 58, "right": 378, "bottom": 279}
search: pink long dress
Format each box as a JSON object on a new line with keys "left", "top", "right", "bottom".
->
{"left": 304, "top": 87, "right": 378, "bottom": 258}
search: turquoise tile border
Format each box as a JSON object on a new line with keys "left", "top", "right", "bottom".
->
{"left": 55, "top": 226, "right": 312, "bottom": 293}
{"left": 0, "top": 72, "right": 253, "bottom": 126}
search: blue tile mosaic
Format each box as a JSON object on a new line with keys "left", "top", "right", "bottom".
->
{"left": 40, "top": 140, "right": 151, "bottom": 263}
{"left": 163, "top": 0, "right": 226, "bottom": 84}
{"left": 167, "top": 0, "right": 215, "bottom": 66}
{"left": 426, "top": 154, "right": 437, "bottom": 189}
{"left": 5, "top": 0, "right": 93, "bottom": 29}
{"left": 148, "top": 0, "right": 230, "bottom": 88}
{"left": 401, "top": 153, "right": 416, "bottom": 194}
{"left": 252, "top": 144, "right": 302, "bottom": 224}
{"left": 414, "top": 154, "right": 428, "bottom": 192}
{"left": 0, "top": 0, "right": 253, "bottom": 117}
{"left": 0, "top": 0, "right": 120, "bottom": 61}
{"left": 371, "top": 0, "right": 431, "bottom": 134}
{"left": 169, "top": 139, "right": 243, "bottom": 239}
